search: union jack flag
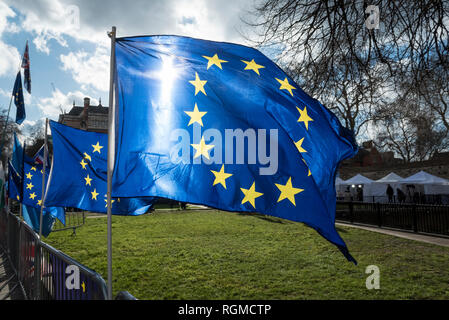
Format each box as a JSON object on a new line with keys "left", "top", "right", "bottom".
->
{"left": 21, "top": 41, "right": 31, "bottom": 94}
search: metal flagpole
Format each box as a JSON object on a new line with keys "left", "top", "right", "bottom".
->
{"left": 106, "top": 26, "right": 116, "bottom": 300}
{"left": 38, "top": 118, "right": 49, "bottom": 237}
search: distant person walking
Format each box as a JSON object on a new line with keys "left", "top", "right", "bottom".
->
{"left": 397, "top": 188, "right": 406, "bottom": 203}
{"left": 386, "top": 184, "right": 394, "bottom": 202}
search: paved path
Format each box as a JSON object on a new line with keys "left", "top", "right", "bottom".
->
{"left": 336, "top": 222, "right": 449, "bottom": 248}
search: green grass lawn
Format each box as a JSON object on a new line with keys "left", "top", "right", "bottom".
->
{"left": 45, "top": 209, "right": 449, "bottom": 300}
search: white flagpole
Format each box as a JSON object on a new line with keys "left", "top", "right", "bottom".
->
{"left": 106, "top": 26, "right": 116, "bottom": 300}
{"left": 39, "top": 118, "right": 48, "bottom": 237}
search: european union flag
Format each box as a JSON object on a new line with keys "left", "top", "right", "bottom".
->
{"left": 22, "top": 204, "right": 55, "bottom": 238}
{"left": 112, "top": 36, "right": 358, "bottom": 262}
{"left": 45, "top": 121, "right": 156, "bottom": 215}
{"left": 12, "top": 71, "right": 26, "bottom": 125}
{"left": 22, "top": 160, "right": 65, "bottom": 226}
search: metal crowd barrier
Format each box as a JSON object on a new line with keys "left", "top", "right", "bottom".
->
{"left": 0, "top": 206, "right": 108, "bottom": 300}
{"left": 52, "top": 211, "right": 86, "bottom": 235}
{"left": 336, "top": 201, "right": 449, "bottom": 237}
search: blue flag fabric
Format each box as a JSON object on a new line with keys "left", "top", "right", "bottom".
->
{"left": 11, "top": 133, "right": 24, "bottom": 178}
{"left": 45, "top": 121, "right": 156, "bottom": 215}
{"left": 22, "top": 204, "right": 54, "bottom": 238}
{"left": 8, "top": 162, "right": 21, "bottom": 201}
{"left": 12, "top": 71, "right": 26, "bottom": 124}
{"left": 22, "top": 160, "right": 66, "bottom": 226}
{"left": 111, "top": 36, "right": 358, "bottom": 262}
{"left": 11, "top": 133, "right": 24, "bottom": 200}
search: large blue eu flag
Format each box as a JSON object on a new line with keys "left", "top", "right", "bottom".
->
{"left": 45, "top": 121, "right": 156, "bottom": 215}
{"left": 112, "top": 36, "right": 358, "bottom": 262}
{"left": 22, "top": 160, "right": 65, "bottom": 226}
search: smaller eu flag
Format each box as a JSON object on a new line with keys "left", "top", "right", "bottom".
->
{"left": 12, "top": 71, "right": 26, "bottom": 125}
{"left": 45, "top": 121, "right": 156, "bottom": 215}
{"left": 21, "top": 41, "right": 31, "bottom": 94}
{"left": 22, "top": 160, "right": 65, "bottom": 226}
{"left": 22, "top": 204, "right": 55, "bottom": 238}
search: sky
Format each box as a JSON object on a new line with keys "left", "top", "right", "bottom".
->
{"left": 0, "top": 0, "right": 256, "bottom": 137}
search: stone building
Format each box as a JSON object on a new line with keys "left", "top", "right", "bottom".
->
{"left": 58, "top": 97, "right": 108, "bottom": 133}
{"left": 340, "top": 140, "right": 402, "bottom": 168}
{"left": 339, "top": 141, "right": 449, "bottom": 180}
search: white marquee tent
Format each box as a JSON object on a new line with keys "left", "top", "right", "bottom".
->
{"left": 340, "top": 174, "right": 374, "bottom": 186}
{"left": 363, "top": 172, "right": 403, "bottom": 202}
{"left": 337, "top": 174, "right": 373, "bottom": 200}
{"left": 398, "top": 171, "right": 449, "bottom": 195}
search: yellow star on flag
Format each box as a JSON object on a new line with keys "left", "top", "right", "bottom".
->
{"left": 189, "top": 72, "right": 207, "bottom": 96}
{"left": 202, "top": 54, "right": 228, "bottom": 70}
{"left": 240, "top": 181, "right": 263, "bottom": 209}
{"left": 276, "top": 77, "right": 296, "bottom": 96}
{"left": 211, "top": 165, "right": 233, "bottom": 189}
{"left": 29, "top": 192, "right": 37, "bottom": 200}
{"left": 37, "top": 199, "right": 42, "bottom": 206}
{"left": 275, "top": 177, "right": 304, "bottom": 206}
{"left": 26, "top": 182, "right": 34, "bottom": 190}
{"left": 84, "top": 174, "right": 92, "bottom": 186}
{"left": 91, "top": 189, "right": 99, "bottom": 201}
{"left": 26, "top": 172, "right": 33, "bottom": 179}
{"left": 295, "top": 138, "right": 307, "bottom": 153}
{"left": 185, "top": 103, "right": 207, "bottom": 126}
{"left": 16, "top": 195, "right": 20, "bottom": 201}
{"left": 191, "top": 137, "right": 214, "bottom": 160}
{"left": 241, "top": 59, "right": 265, "bottom": 75}
{"left": 297, "top": 106, "right": 314, "bottom": 130}
{"left": 30, "top": 166, "right": 37, "bottom": 171}
{"left": 84, "top": 152, "right": 92, "bottom": 162}
{"left": 80, "top": 159, "right": 88, "bottom": 170}
{"left": 92, "top": 142, "right": 103, "bottom": 154}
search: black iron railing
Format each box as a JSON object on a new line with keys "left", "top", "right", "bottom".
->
{"left": 336, "top": 201, "right": 449, "bottom": 237}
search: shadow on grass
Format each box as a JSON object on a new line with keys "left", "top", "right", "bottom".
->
{"left": 237, "top": 212, "right": 290, "bottom": 224}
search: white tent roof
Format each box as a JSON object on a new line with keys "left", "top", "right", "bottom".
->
{"left": 335, "top": 177, "right": 345, "bottom": 185}
{"left": 342, "top": 174, "right": 373, "bottom": 185}
{"left": 400, "top": 171, "right": 449, "bottom": 185}
{"left": 376, "top": 172, "right": 403, "bottom": 183}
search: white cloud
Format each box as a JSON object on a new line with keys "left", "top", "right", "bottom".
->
{"left": 36, "top": 88, "right": 98, "bottom": 118}
{"left": 59, "top": 46, "right": 109, "bottom": 92}
{"left": 6, "top": 0, "right": 250, "bottom": 55}
{"left": 0, "top": 1, "right": 20, "bottom": 77}
{"left": 5, "top": 0, "right": 252, "bottom": 95}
